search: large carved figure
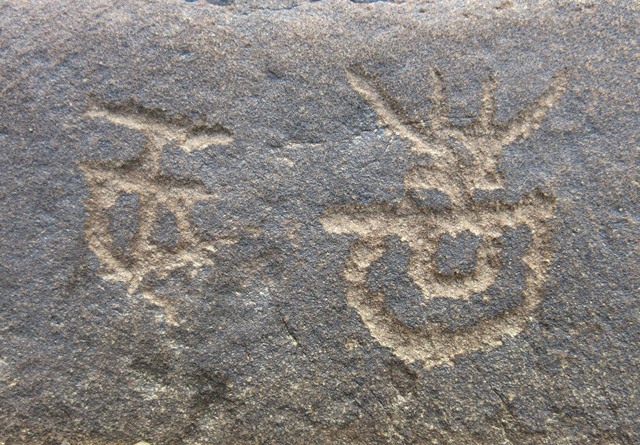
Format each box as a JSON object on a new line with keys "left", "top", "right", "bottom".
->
{"left": 322, "top": 68, "right": 567, "bottom": 367}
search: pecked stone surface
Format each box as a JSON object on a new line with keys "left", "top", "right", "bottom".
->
{"left": 0, "top": 1, "right": 639, "bottom": 444}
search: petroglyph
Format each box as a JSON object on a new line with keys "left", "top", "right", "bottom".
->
{"left": 322, "top": 68, "right": 567, "bottom": 367}
{"left": 79, "top": 103, "right": 234, "bottom": 324}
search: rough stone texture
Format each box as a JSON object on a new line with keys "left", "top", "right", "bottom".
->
{"left": 1, "top": 1, "right": 639, "bottom": 444}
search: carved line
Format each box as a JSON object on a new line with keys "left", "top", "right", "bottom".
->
{"left": 87, "top": 103, "right": 233, "bottom": 152}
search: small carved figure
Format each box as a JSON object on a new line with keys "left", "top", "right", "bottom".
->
{"left": 79, "top": 105, "right": 233, "bottom": 323}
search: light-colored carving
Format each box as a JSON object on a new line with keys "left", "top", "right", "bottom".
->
{"left": 322, "top": 68, "right": 567, "bottom": 367}
{"left": 79, "top": 105, "right": 234, "bottom": 324}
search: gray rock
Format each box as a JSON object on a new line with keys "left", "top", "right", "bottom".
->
{"left": 1, "top": 1, "right": 638, "bottom": 444}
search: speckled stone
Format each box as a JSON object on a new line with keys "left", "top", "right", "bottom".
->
{"left": 1, "top": 1, "right": 638, "bottom": 444}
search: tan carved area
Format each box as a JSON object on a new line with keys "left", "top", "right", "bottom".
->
{"left": 322, "top": 68, "right": 567, "bottom": 367}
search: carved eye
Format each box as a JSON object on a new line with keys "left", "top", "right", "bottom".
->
{"left": 434, "top": 230, "right": 482, "bottom": 277}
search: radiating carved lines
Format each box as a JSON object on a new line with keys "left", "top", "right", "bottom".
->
{"left": 79, "top": 103, "right": 234, "bottom": 324}
{"left": 346, "top": 67, "right": 567, "bottom": 196}
{"left": 322, "top": 68, "right": 567, "bottom": 367}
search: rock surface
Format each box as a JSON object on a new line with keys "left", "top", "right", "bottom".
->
{"left": 1, "top": 1, "right": 639, "bottom": 444}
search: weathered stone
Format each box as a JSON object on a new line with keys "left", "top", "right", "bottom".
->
{"left": 1, "top": 1, "right": 638, "bottom": 444}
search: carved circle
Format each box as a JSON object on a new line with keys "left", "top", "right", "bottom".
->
{"left": 340, "top": 195, "right": 554, "bottom": 367}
